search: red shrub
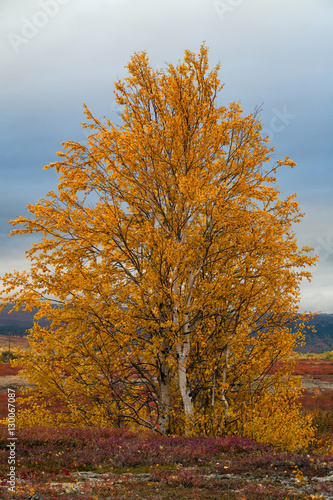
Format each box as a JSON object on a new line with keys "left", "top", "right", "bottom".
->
{"left": 269, "top": 359, "right": 333, "bottom": 376}
{"left": 299, "top": 389, "right": 333, "bottom": 411}
{"left": 292, "top": 360, "right": 333, "bottom": 376}
{"left": 0, "top": 364, "right": 22, "bottom": 376}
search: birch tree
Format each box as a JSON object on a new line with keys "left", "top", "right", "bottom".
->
{"left": 1, "top": 46, "right": 316, "bottom": 446}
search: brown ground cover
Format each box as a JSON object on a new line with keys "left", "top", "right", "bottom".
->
{"left": 0, "top": 334, "right": 29, "bottom": 351}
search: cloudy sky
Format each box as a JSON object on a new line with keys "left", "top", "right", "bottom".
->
{"left": 0, "top": 0, "right": 332, "bottom": 312}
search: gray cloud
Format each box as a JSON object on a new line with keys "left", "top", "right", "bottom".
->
{"left": 1, "top": 0, "right": 332, "bottom": 311}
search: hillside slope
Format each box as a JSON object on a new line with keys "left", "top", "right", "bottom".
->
{"left": 296, "top": 313, "right": 333, "bottom": 353}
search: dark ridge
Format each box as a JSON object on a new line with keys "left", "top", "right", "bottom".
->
{"left": 0, "top": 305, "right": 332, "bottom": 352}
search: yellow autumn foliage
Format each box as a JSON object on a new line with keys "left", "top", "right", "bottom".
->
{"left": 1, "top": 45, "right": 317, "bottom": 449}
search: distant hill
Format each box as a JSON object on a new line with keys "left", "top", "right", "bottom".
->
{"left": 296, "top": 313, "right": 333, "bottom": 353}
{"left": 0, "top": 305, "right": 48, "bottom": 337}
{"left": 0, "top": 305, "right": 332, "bottom": 353}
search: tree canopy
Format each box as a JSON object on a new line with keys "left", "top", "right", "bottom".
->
{"left": 1, "top": 45, "right": 317, "bottom": 449}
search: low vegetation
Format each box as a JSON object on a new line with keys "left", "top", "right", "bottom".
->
{"left": 0, "top": 426, "right": 333, "bottom": 499}
{"left": 0, "top": 351, "right": 332, "bottom": 498}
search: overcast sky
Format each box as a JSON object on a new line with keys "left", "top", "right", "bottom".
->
{"left": 0, "top": 0, "right": 332, "bottom": 312}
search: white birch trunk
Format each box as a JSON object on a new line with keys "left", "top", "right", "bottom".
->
{"left": 175, "top": 293, "right": 195, "bottom": 434}
{"left": 172, "top": 218, "right": 198, "bottom": 433}
{"left": 221, "top": 344, "right": 230, "bottom": 419}
{"left": 176, "top": 335, "right": 194, "bottom": 430}
{"left": 159, "top": 376, "right": 171, "bottom": 434}
{"left": 158, "top": 341, "right": 171, "bottom": 434}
